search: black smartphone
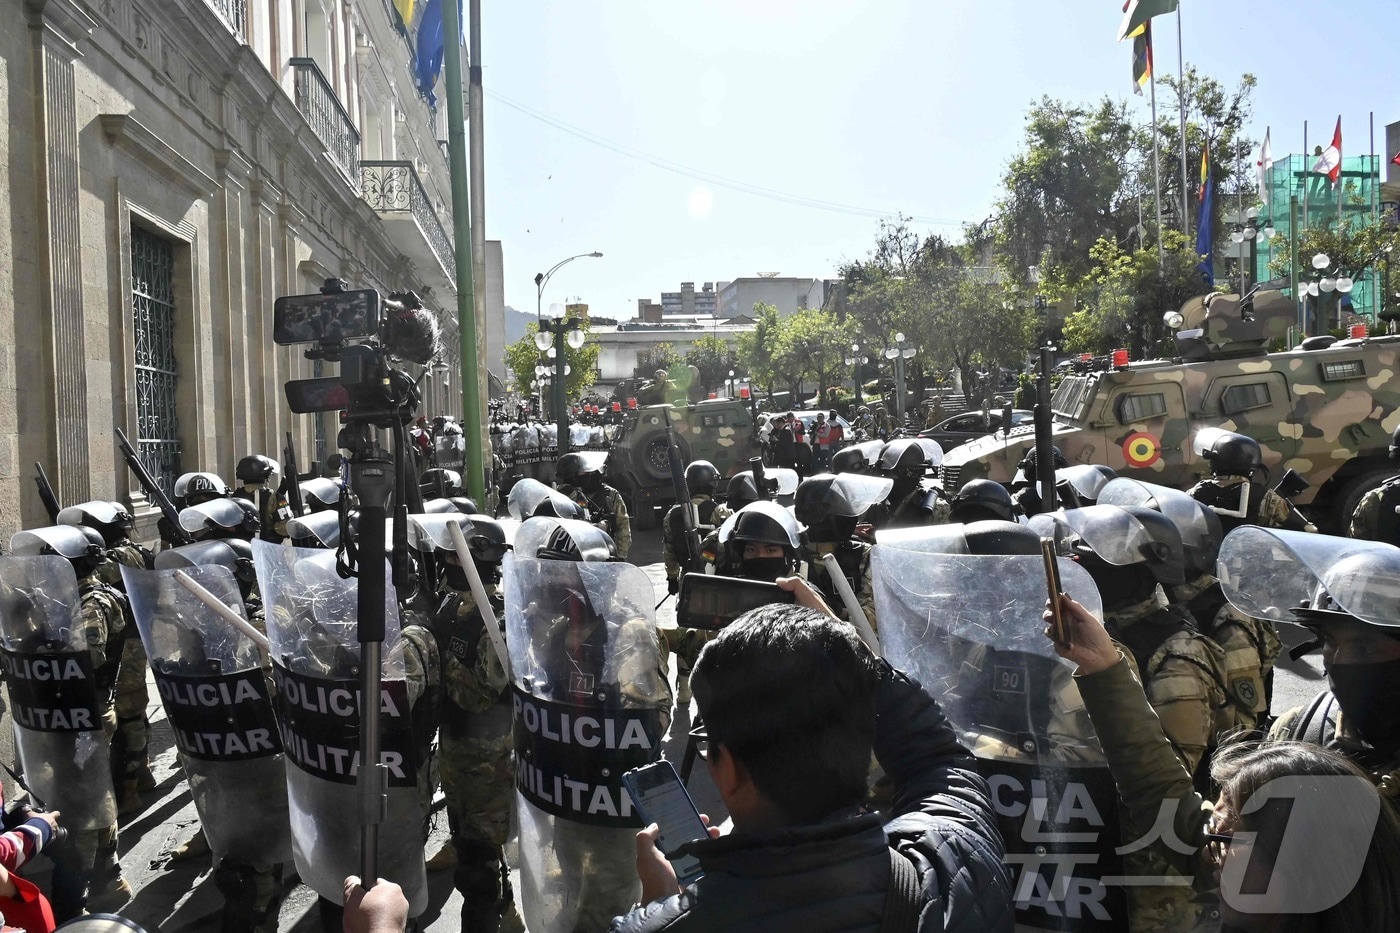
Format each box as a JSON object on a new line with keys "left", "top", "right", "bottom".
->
{"left": 1041, "top": 537, "right": 1071, "bottom": 647}
{"left": 676, "top": 573, "right": 795, "bottom": 630}
{"left": 622, "top": 760, "right": 709, "bottom": 886}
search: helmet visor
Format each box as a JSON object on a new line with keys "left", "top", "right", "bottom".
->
{"left": 1030, "top": 505, "right": 1153, "bottom": 566}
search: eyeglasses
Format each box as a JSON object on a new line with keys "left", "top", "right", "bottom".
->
{"left": 687, "top": 724, "right": 709, "bottom": 761}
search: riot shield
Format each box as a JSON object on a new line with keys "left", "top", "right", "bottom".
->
{"left": 250, "top": 541, "right": 429, "bottom": 916}
{"left": 1098, "top": 479, "right": 1214, "bottom": 553}
{"left": 507, "top": 478, "right": 581, "bottom": 520}
{"left": 120, "top": 564, "right": 292, "bottom": 866}
{"left": 1218, "top": 527, "right": 1400, "bottom": 627}
{"left": 1058, "top": 465, "right": 1113, "bottom": 504}
{"left": 513, "top": 517, "right": 616, "bottom": 563}
{"left": 504, "top": 556, "right": 669, "bottom": 933}
{"left": 871, "top": 544, "right": 1127, "bottom": 931}
{"left": 1029, "top": 505, "right": 1154, "bottom": 566}
{"left": 0, "top": 556, "right": 116, "bottom": 831}
{"left": 435, "top": 431, "right": 466, "bottom": 472}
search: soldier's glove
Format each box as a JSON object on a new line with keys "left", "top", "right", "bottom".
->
{"left": 667, "top": 577, "right": 679, "bottom": 595}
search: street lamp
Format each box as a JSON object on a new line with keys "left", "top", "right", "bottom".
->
{"left": 538, "top": 315, "right": 586, "bottom": 455}
{"left": 534, "top": 251, "right": 603, "bottom": 323}
{"left": 844, "top": 342, "right": 869, "bottom": 408}
{"left": 883, "top": 332, "right": 917, "bottom": 424}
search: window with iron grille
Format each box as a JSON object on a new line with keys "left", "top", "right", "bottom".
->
{"left": 131, "top": 227, "right": 182, "bottom": 495}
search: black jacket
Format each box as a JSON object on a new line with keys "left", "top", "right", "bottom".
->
{"left": 609, "top": 663, "right": 1014, "bottom": 933}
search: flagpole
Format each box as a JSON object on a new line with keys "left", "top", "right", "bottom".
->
{"left": 1302, "top": 121, "right": 1309, "bottom": 235}
{"left": 1149, "top": 52, "right": 1166, "bottom": 268}
{"left": 1177, "top": 1, "right": 1189, "bottom": 239}
{"left": 1372, "top": 111, "right": 1380, "bottom": 325}
{"left": 1237, "top": 147, "right": 1245, "bottom": 295}
{"left": 1338, "top": 119, "right": 1345, "bottom": 235}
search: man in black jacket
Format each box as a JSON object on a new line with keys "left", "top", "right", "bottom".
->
{"left": 611, "top": 584, "right": 1014, "bottom": 933}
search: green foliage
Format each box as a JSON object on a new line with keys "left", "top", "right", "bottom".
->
{"left": 1267, "top": 219, "right": 1400, "bottom": 321}
{"left": 1014, "top": 372, "right": 1036, "bottom": 410}
{"left": 503, "top": 320, "right": 600, "bottom": 400}
{"left": 736, "top": 302, "right": 784, "bottom": 393}
{"left": 734, "top": 302, "right": 851, "bottom": 404}
{"left": 1051, "top": 230, "right": 1211, "bottom": 357}
{"left": 686, "top": 334, "right": 739, "bottom": 394}
{"left": 633, "top": 342, "right": 681, "bottom": 380}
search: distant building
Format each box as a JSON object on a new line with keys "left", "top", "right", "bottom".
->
{"left": 485, "top": 240, "right": 506, "bottom": 388}
{"left": 659, "top": 281, "right": 719, "bottom": 317}
{"left": 718, "top": 277, "right": 836, "bottom": 319}
{"left": 591, "top": 319, "right": 755, "bottom": 392}
{"left": 636, "top": 299, "right": 664, "bottom": 323}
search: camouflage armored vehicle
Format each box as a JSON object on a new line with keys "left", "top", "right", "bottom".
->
{"left": 938, "top": 288, "right": 1400, "bottom": 532}
{"left": 606, "top": 398, "right": 762, "bottom": 529}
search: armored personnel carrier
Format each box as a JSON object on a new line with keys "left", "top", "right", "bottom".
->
{"left": 938, "top": 288, "right": 1400, "bottom": 531}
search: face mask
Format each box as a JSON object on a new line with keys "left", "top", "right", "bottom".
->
{"left": 738, "top": 556, "right": 789, "bottom": 582}
{"left": 581, "top": 473, "right": 603, "bottom": 492}
{"left": 1075, "top": 550, "right": 1154, "bottom": 610}
{"left": 444, "top": 563, "right": 472, "bottom": 592}
{"left": 1326, "top": 658, "right": 1400, "bottom": 746}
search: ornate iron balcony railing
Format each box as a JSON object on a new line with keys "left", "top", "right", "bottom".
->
{"left": 360, "top": 161, "right": 456, "bottom": 289}
{"left": 290, "top": 58, "right": 360, "bottom": 183}
{"left": 208, "top": 0, "right": 246, "bottom": 40}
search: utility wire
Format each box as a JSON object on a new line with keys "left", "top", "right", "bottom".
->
{"left": 487, "top": 89, "right": 969, "bottom": 228}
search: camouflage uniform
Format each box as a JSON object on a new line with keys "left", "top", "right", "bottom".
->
{"left": 1188, "top": 475, "right": 1300, "bottom": 531}
{"left": 1104, "top": 589, "right": 1228, "bottom": 933}
{"left": 805, "top": 540, "right": 877, "bottom": 633}
{"left": 101, "top": 542, "right": 156, "bottom": 808}
{"left": 1170, "top": 572, "right": 1280, "bottom": 731}
{"left": 661, "top": 496, "right": 728, "bottom": 689}
{"left": 1271, "top": 696, "right": 1400, "bottom": 806}
{"left": 559, "top": 482, "right": 631, "bottom": 559}
{"left": 1349, "top": 476, "right": 1400, "bottom": 545}
{"left": 399, "top": 609, "right": 442, "bottom": 824}
{"left": 51, "top": 571, "right": 128, "bottom": 920}
{"left": 432, "top": 588, "right": 522, "bottom": 933}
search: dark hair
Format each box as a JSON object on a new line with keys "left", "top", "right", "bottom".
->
{"left": 1209, "top": 741, "right": 1400, "bottom": 932}
{"left": 690, "top": 604, "right": 877, "bottom": 823}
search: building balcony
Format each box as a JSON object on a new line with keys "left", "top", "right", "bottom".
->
{"left": 360, "top": 161, "right": 456, "bottom": 292}
{"left": 207, "top": 0, "right": 247, "bottom": 40}
{"left": 290, "top": 57, "right": 360, "bottom": 183}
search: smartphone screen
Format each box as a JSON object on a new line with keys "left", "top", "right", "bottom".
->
{"left": 623, "top": 761, "right": 709, "bottom": 885}
{"left": 677, "top": 574, "right": 794, "bottom": 630}
{"left": 1041, "top": 538, "right": 1071, "bottom": 646}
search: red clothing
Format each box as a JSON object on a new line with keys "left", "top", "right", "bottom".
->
{"left": 0, "top": 874, "right": 56, "bottom": 932}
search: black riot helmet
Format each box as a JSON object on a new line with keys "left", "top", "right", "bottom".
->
{"left": 878, "top": 439, "right": 932, "bottom": 477}
{"left": 526, "top": 518, "right": 617, "bottom": 563}
{"left": 235, "top": 455, "right": 279, "bottom": 487}
{"left": 1015, "top": 445, "right": 1068, "bottom": 479}
{"left": 684, "top": 460, "right": 721, "bottom": 496}
{"left": 1064, "top": 504, "right": 1187, "bottom": 587}
{"left": 555, "top": 451, "right": 608, "bottom": 489}
{"left": 301, "top": 478, "right": 343, "bottom": 512}
{"left": 174, "top": 471, "right": 232, "bottom": 509}
{"left": 449, "top": 497, "right": 479, "bottom": 514}
{"left": 58, "top": 500, "right": 135, "bottom": 548}
{"left": 285, "top": 511, "right": 341, "bottom": 549}
{"left": 795, "top": 473, "right": 892, "bottom": 542}
{"left": 830, "top": 446, "right": 868, "bottom": 475}
{"left": 12, "top": 524, "right": 108, "bottom": 578}
{"left": 962, "top": 520, "right": 1042, "bottom": 556}
{"left": 1099, "top": 478, "right": 1223, "bottom": 579}
{"left": 725, "top": 471, "right": 762, "bottom": 512}
{"left": 178, "top": 498, "right": 260, "bottom": 542}
{"left": 1195, "top": 429, "right": 1263, "bottom": 477}
{"left": 1390, "top": 424, "right": 1400, "bottom": 461}
{"left": 949, "top": 479, "right": 1018, "bottom": 524}
{"left": 420, "top": 468, "right": 463, "bottom": 498}
{"left": 718, "top": 501, "right": 804, "bottom": 581}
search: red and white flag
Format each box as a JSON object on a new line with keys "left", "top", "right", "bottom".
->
{"left": 1312, "top": 117, "right": 1342, "bottom": 186}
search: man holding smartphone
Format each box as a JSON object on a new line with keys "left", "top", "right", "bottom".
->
{"left": 611, "top": 580, "right": 1014, "bottom": 933}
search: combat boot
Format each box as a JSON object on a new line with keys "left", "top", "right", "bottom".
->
{"left": 134, "top": 758, "right": 158, "bottom": 793}
{"left": 456, "top": 842, "right": 509, "bottom": 933}
{"left": 676, "top": 671, "right": 692, "bottom": 705}
{"left": 116, "top": 778, "right": 143, "bottom": 816}
{"left": 170, "top": 830, "right": 212, "bottom": 861}
{"left": 426, "top": 841, "right": 458, "bottom": 870}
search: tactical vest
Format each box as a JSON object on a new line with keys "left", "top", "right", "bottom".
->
{"left": 808, "top": 541, "right": 867, "bottom": 609}
{"left": 400, "top": 623, "right": 441, "bottom": 778}
{"left": 1190, "top": 479, "right": 1267, "bottom": 533}
{"left": 80, "top": 579, "right": 131, "bottom": 699}
{"left": 1286, "top": 690, "right": 1400, "bottom": 802}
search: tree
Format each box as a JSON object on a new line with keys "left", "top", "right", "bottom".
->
{"left": 1267, "top": 219, "right": 1400, "bottom": 330}
{"left": 1052, "top": 230, "right": 1212, "bottom": 357}
{"left": 770, "top": 308, "right": 850, "bottom": 405}
{"left": 686, "top": 334, "right": 738, "bottom": 395}
{"left": 736, "top": 302, "right": 782, "bottom": 396}
{"left": 633, "top": 342, "right": 680, "bottom": 380}
{"left": 503, "top": 320, "right": 600, "bottom": 400}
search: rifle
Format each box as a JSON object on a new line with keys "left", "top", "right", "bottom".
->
{"left": 115, "top": 426, "right": 194, "bottom": 545}
{"left": 33, "top": 462, "right": 61, "bottom": 522}
{"left": 663, "top": 407, "right": 703, "bottom": 576}
{"left": 283, "top": 432, "right": 306, "bottom": 519}
{"left": 751, "top": 456, "right": 772, "bottom": 502}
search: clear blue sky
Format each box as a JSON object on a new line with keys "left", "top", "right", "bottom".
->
{"left": 481, "top": 0, "right": 1398, "bottom": 320}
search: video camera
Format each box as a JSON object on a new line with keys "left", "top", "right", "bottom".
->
{"left": 273, "top": 280, "right": 441, "bottom": 423}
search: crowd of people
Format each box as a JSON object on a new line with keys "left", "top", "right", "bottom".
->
{"left": 1, "top": 416, "right": 1399, "bottom": 933}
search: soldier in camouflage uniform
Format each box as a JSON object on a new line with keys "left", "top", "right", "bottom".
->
{"left": 59, "top": 501, "right": 157, "bottom": 815}
{"left": 1349, "top": 424, "right": 1400, "bottom": 546}
{"left": 661, "top": 461, "right": 729, "bottom": 705}
{"left": 413, "top": 514, "right": 521, "bottom": 933}
{"left": 1043, "top": 505, "right": 1228, "bottom": 933}
{"left": 554, "top": 451, "right": 631, "bottom": 559}
{"left": 10, "top": 525, "right": 131, "bottom": 918}
{"left": 794, "top": 474, "right": 883, "bottom": 631}
{"left": 871, "top": 439, "right": 949, "bottom": 528}
{"left": 233, "top": 454, "right": 285, "bottom": 542}
{"left": 1188, "top": 429, "right": 1315, "bottom": 533}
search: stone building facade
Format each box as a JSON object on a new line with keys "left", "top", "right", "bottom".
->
{"left": 3, "top": 0, "right": 465, "bottom": 541}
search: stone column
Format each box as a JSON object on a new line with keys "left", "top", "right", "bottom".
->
{"left": 26, "top": 0, "right": 97, "bottom": 507}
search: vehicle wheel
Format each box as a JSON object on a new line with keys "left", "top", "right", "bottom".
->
{"left": 635, "top": 432, "right": 688, "bottom": 483}
{"left": 1328, "top": 464, "right": 1397, "bottom": 534}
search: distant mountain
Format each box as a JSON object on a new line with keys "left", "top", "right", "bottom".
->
{"left": 503, "top": 305, "right": 534, "bottom": 344}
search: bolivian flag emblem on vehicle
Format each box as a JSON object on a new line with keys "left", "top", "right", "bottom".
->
{"left": 1122, "top": 431, "right": 1162, "bottom": 467}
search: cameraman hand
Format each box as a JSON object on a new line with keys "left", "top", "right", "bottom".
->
{"left": 635, "top": 815, "right": 720, "bottom": 904}
{"left": 776, "top": 577, "right": 837, "bottom": 620}
{"left": 1044, "top": 596, "right": 1119, "bottom": 676}
{"left": 28, "top": 809, "right": 59, "bottom": 838}
{"left": 342, "top": 875, "right": 408, "bottom": 933}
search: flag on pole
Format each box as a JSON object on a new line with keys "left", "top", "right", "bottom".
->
{"left": 415, "top": 0, "right": 446, "bottom": 104}
{"left": 393, "top": 0, "right": 416, "bottom": 27}
{"left": 1391, "top": 149, "right": 1400, "bottom": 167}
{"left": 1312, "top": 117, "right": 1343, "bottom": 186}
{"left": 1116, "top": 0, "right": 1180, "bottom": 42}
{"left": 1196, "top": 147, "right": 1214, "bottom": 286}
{"left": 1131, "top": 22, "right": 1152, "bottom": 95}
{"left": 1257, "top": 128, "right": 1273, "bottom": 207}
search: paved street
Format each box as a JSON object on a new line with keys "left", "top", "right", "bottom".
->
{"left": 0, "top": 523, "right": 1327, "bottom": 932}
